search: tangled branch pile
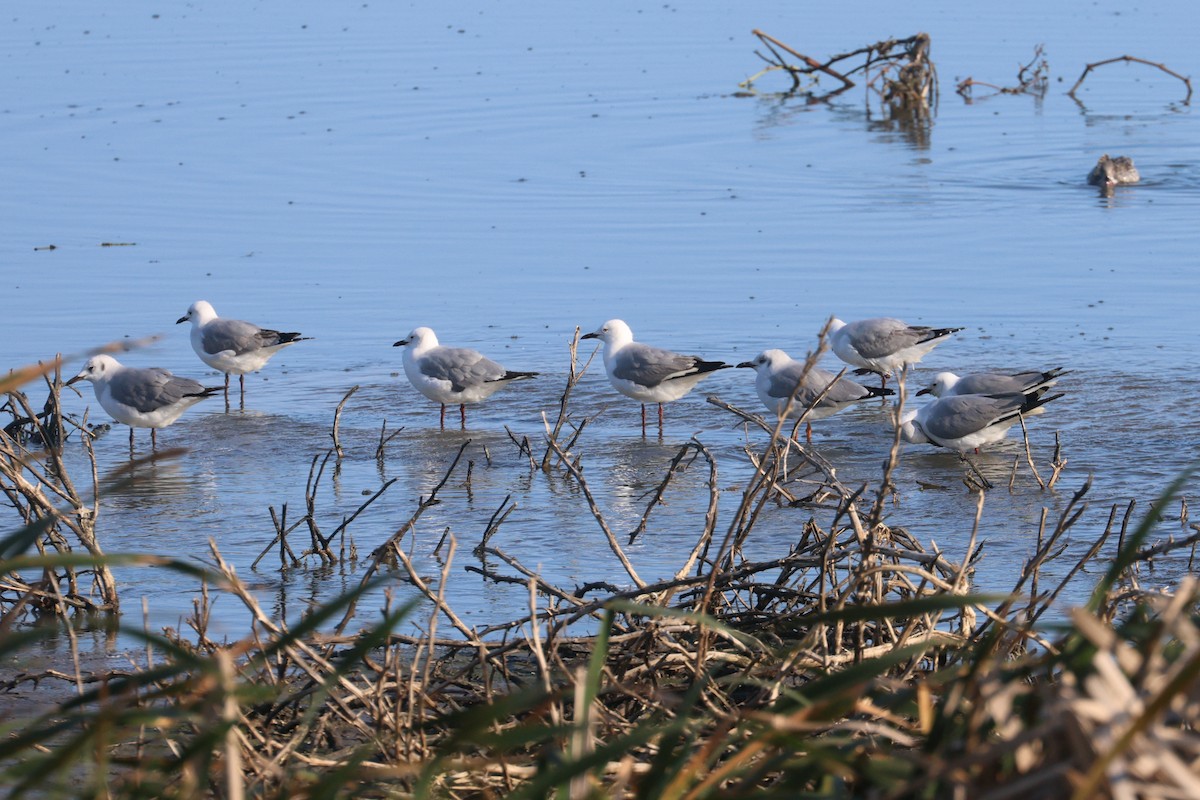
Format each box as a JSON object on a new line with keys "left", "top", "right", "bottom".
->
{"left": 2, "top": 349, "right": 1199, "bottom": 799}
{"left": 741, "top": 30, "right": 937, "bottom": 117}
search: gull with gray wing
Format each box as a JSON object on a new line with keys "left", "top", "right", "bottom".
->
{"left": 738, "top": 349, "right": 893, "bottom": 441}
{"left": 829, "top": 317, "right": 962, "bottom": 388}
{"left": 177, "top": 300, "right": 310, "bottom": 405}
{"left": 917, "top": 367, "right": 1068, "bottom": 398}
{"left": 900, "top": 390, "right": 1063, "bottom": 453}
{"left": 66, "top": 354, "right": 221, "bottom": 449}
{"left": 582, "top": 319, "right": 729, "bottom": 434}
{"left": 394, "top": 326, "right": 538, "bottom": 429}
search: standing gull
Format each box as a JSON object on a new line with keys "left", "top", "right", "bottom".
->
{"left": 66, "top": 354, "right": 220, "bottom": 449}
{"left": 916, "top": 368, "right": 1068, "bottom": 398}
{"left": 582, "top": 319, "right": 729, "bottom": 434}
{"left": 899, "top": 390, "right": 1063, "bottom": 453}
{"left": 829, "top": 317, "right": 963, "bottom": 388}
{"left": 738, "top": 349, "right": 894, "bottom": 442}
{"left": 393, "top": 327, "right": 538, "bottom": 429}
{"left": 176, "top": 300, "right": 310, "bottom": 405}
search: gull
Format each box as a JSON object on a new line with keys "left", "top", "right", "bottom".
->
{"left": 829, "top": 317, "right": 963, "bottom": 388}
{"left": 66, "top": 354, "right": 220, "bottom": 449}
{"left": 900, "top": 390, "right": 1063, "bottom": 453}
{"left": 738, "top": 349, "right": 894, "bottom": 441}
{"left": 176, "top": 300, "right": 310, "bottom": 404}
{"left": 582, "top": 319, "right": 730, "bottom": 434}
{"left": 916, "top": 367, "right": 1068, "bottom": 398}
{"left": 393, "top": 327, "right": 538, "bottom": 429}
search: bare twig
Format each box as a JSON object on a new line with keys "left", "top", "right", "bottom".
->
{"left": 1067, "top": 54, "right": 1192, "bottom": 104}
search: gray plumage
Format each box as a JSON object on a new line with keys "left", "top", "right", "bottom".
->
{"left": 917, "top": 367, "right": 1068, "bottom": 398}
{"left": 109, "top": 367, "right": 213, "bottom": 413}
{"left": 763, "top": 364, "right": 882, "bottom": 412}
{"left": 417, "top": 347, "right": 530, "bottom": 393}
{"left": 610, "top": 342, "right": 723, "bottom": 388}
{"left": 901, "top": 389, "right": 1063, "bottom": 452}
{"left": 198, "top": 318, "right": 304, "bottom": 357}
{"left": 842, "top": 318, "right": 956, "bottom": 359}
{"left": 919, "top": 394, "right": 1032, "bottom": 441}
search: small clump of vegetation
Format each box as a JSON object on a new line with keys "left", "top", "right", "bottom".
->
{"left": 1, "top": 342, "right": 1198, "bottom": 799}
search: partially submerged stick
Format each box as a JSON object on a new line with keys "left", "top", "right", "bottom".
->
{"left": 1067, "top": 54, "right": 1193, "bottom": 104}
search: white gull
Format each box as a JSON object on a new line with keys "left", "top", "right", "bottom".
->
{"left": 829, "top": 317, "right": 962, "bottom": 388}
{"left": 916, "top": 368, "right": 1067, "bottom": 398}
{"left": 66, "top": 354, "right": 220, "bottom": 448}
{"left": 737, "top": 349, "right": 893, "bottom": 441}
{"left": 900, "top": 390, "right": 1063, "bottom": 453}
{"left": 176, "top": 300, "right": 310, "bottom": 404}
{"left": 393, "top": 326, "right": 538, "bottom": 429}
{"left": 582, "top": 319, "right": 729, "bottom": 433}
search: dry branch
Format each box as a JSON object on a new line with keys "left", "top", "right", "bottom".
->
{"left": 957, "top": 45, "right": 1049, "bottom": 100}
{"left": 1068, "top": 54, "right": 1193, "bottom": 104}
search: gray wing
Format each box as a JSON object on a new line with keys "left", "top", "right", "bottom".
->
{"left": 843, "top": 318, "right": 920, "bottom": 358}
{"left": 110, "top": 368, "right": 207, "bottom": 413}
{"left": 956, "top": 370, "right": 1062, "bottom": 395}
{"left": 612, "top": 343, "right": 705, "bottom": 387}
{"left": 202, "top": 318, "right": 292, "bottom": 356}
{"left": 806, "top": 366, "right": 874, "bottom": 404}
{"left": 954, "top": 373, "right": 1026, "bottom": 395}
{"left": 767, "top": 364, "right": 869, "bottom": 405}
{"left": 420, "top": 346, "right": 506, "bottom": 392}
{"left": 921, "top": 394, "right": 1024, "bottom": 440}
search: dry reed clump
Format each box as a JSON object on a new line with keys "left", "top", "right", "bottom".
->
{"left": 1, "top": 346, "right": 1199, "bottom": 799}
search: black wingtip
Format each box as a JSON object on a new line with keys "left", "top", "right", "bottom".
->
{"left": 867, "top": 386, "right": 896, "bottom": 398}
{"left": 1022, "top": 390, "right": 1065, "bottom": 414}
{"left": 919, "top": 326, "right": 965, "bottom": 343}
{"left": 696, "top": 360, "right": 732, "bottom": 375}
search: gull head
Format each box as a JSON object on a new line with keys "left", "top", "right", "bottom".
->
{"left": 177, "top": 300, "right": 218, "bottom": 326}
{"left": 737, "top": 349, "right": 791, "bottom": 373}
{"left": 393, "top": 326, "right": 438, "bottom": 349}
{"left": 916, "top": 372, "right": 959, "bottom": 397}
{"left": 581, "top": 319, "right": 633, "bottom": 347}
{"left": 66, "top": 354, "right": 122, "bottom": 387}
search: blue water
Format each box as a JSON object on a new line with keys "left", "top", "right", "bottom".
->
{"left": 2, "top": 0, "right": 1198, "bottom": 641}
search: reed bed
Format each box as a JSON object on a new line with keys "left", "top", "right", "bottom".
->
{"left": 1, "top": 348, "right": 1198, "bottom": 799}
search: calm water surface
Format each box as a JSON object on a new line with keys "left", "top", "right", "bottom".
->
{"left": 2, "top": 1, "right": 1198, "bottom": 641}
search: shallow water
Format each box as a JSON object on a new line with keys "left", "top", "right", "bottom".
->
{"left": 3, "top": 1, "right": 1198, "bottom": 642}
